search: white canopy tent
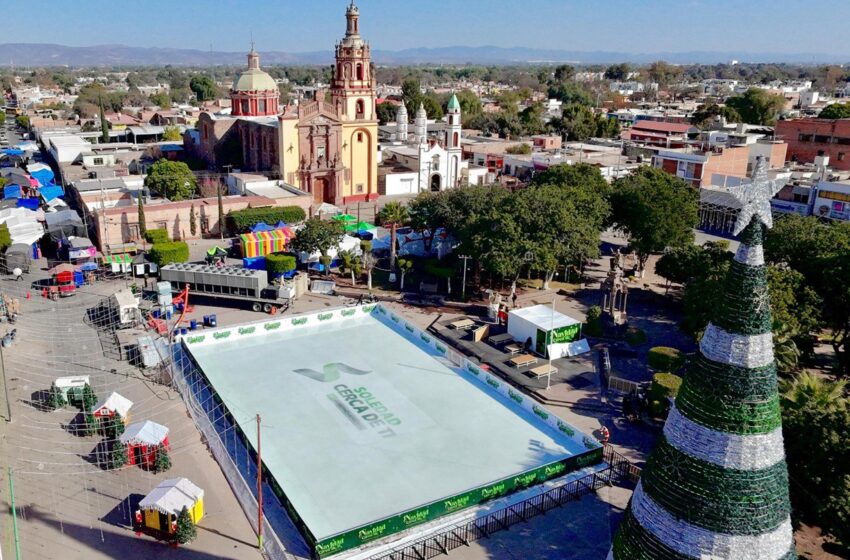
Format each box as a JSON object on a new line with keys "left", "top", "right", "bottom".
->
{"left": 507, "top": 304, "right": 583, "bottom": 357}
{"left": 138, "top": 478, "right": 203, "bottom": 516}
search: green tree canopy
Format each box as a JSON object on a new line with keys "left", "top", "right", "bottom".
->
{"left": 553, "top": 64, "right": 575, "bottom": 82}
{"left": 144, "top": 160, "right": 197, "bottom": 201}
{"left": 819, "top": 103, "right": 850, "bottom": 119}
{"left": 550, "top": 104, "right": 619, "bottom": 141}
{"left": 604, "top": 63, "right": 631, "bottom": 81}
{"left": 610, "top": 167, "right": 699, "bottom": 272}
{"left": 189, "top": 75, "right": 217, "bottom": 102}
{"left": 290, "top": 218, "right": 344, "bottom": 258}
{"left": 162, "top": 125, "right": 182, "bottom": 141}
{"left": 376, "top": 102, "right": 398, "bottom": 125}
{"left": 148, "top": 92, "right": 171, "bottom": 108}
{"left": 726, "top": 88, "right": 786, "bottom": 125}
{"left": 547, "top": 82, "right": 594, "bottom": 107}
{"left": 690, "top": 103, "right": 742, "bottom": 127}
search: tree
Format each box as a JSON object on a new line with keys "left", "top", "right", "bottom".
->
{"left": 189, "top": 75, "right": 217, "bottom": 102}
{"left": 154, "top": 443, "right": 172, "bottom": 474}
{"left": 604, "top": 63, "right": 631, "bottom": 81}
{"left": 163, "top": 125, "right": 182, "bottom": 141}
{"left": 518, "top": 103, "right": 546, "bottom": 135}
{"left": 81, "top": 413, "right": 99, "bottom": 437}
{"left": 144, "top": 160, "right": 197, "bottom": 201}
{"left": 819, "top": 103, "right": 850, "bottom": 119}
{"left": 726, "top": 88, "right": 786, "bottom": 125}
{"left": 99, "top": 97, "right": 110, "bottom": 144}
{"left": 174, "top": 506, "right": 197, "bottom": 545}
{"left": 189, "top": 204, "right": 197, "bottom": 237}
{"left": 361, "top": 251, "right": 377, "bottom": 291}
{"left": 610, "top": 167, "right": 699, "bottom": 275}
{"left": 0, "top": 112, "right": 5, "bottom": 126}
{"left": 338, "top": 250, "right": 362, "bottom": 286}
{"left": 422, "top": 94, "right": 444, "bottom": 120}
{"left": 376, "top": 102, "right": 398, "bottom": 125}
{"left": 553, "top": 64, "right": 575, "bottom": 82}
{"left": 290, "top": 218, "right": 344, "bottom": 264}
{"left": 109, "top": 442, "right": 128, "bottom": 469}
{"left": 550, "top": 104, "right": 618, "bottom": 141}
{"left": 547, "top": 82, "right": 593, "bottom": 107}
{"left": 506, "top": 144, "right": 532, "bottom": 155}
{"left": 645, "top": 60, "right": 682, "bottom": 86}
{"left": 137, "top": 193, "right": 147, "bottom": 238}
{"left": 15, "top": 115, "right": 29, "bottom": 129}
{"left": 80, "top": 383, "right": 98, "bottom": 412}
{"left": 397, "top": 258, "right": 413, "bottom": 291}
{"left": 102, "top": 413, "right": 125, "bottom": 440}
{"left": 449, "top": 89, "right": 482, "bottom": 120}
{"left": 401, "top": 78, "right": 422, "bottom": 115}
{"left": 46, "top": 386, "right": 67, "bottom": 410}
{"left": 149, "top": 92, "right": 171, "bottom": 108}
{"left": 378, "top": 202, "right": 409, "bottom": 270}
{"left": 0, "top": 223, "right": 11, "bottom": 252}
{"left": 781, "top": 373, "right": 850, "bottom": 548}
{"left": 690, "top": 103, "right": 741, "bottom": 127}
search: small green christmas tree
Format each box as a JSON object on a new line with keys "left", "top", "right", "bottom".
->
{"left": 110, "top": 443, "right": 128, "bottom": 469}
{"left": 80, "top": 383, "right": 98, "bottom": 412}
{"left": 174, "top": 506, "right": 196, "bottom": 544}
{"left": 153, "top": 443, "right": 171, "bottom": 473}
{"left": 102, "top": 413, "right": 125, "bottom": 439}
{"left": 46, "top": 386, "right": 67, "bottom": 410}
{"left": 81, "top": 412, "right": 99, "bottom": 437}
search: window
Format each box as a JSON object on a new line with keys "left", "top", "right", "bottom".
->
{"left": 317, "top": 145, "right": 326, "bottom": 159}
{"left": 356, "top": 63, "right": 364, "bottom": 81}
{"left": 356, "top": 99, "right": 365, "bottom": 117}
{"left": 93, "top": 157, "right": 104, "bottom": 166}
{"left": 356, "top": 183, "right": 364, "bottom": 193}
{"left": 798, "top": 134, "right": 813, "bottom": 142}
{"left": 357, "top": 132, "right": 364, "bottom": 143}
{"left": 258, "top": 99, "right": 266, "bottom": 114}
{"left": 814, "top": 135, "right": 831, "bottom": 144}
{"left": 840, "top": 152, "right": 846, "bottom": 161}
{"left": 241, "top": 100, "right": 249, "bottom": 114}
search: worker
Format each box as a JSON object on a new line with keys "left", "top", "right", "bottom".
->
{"left": 599, "top": 425, "right": 610, "bottom": 445}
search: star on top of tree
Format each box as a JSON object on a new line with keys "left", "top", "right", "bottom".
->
{"left": 728, "top": 156, "right": 784, "bottom": 236}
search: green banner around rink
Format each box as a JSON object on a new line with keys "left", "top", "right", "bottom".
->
{"left": 313, "top": 446, "right": 605, "bottom": 558}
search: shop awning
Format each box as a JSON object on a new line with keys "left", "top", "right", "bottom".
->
{"left": 239, "top": 227, "right": 295, "bottom": 258}
{"left": 102, "top": 254, "right": 133, "bottom": 265}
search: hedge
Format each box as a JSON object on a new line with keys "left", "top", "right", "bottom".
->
{"left": 650, "top": 372, "right": 682, "bottom": 402}
{"left": 144, "top": 228, "right": 169, "bottom": 244}
{"left": 229, "top": 206, "right": 306, "bottom": 232}
{"left": 149, "top": 241, "right": 189, "bottom": 266}
{"left": 625, "top": 327, "right": 647, "bottom": 346}
{"left": 584, "top": 305, "right": 603, "bottom": 337}
{"left": 266, "top": 253, "right": 297, "bottom": 275}
{"left": 648, "top": 346, "right": 684, "bottom": 371}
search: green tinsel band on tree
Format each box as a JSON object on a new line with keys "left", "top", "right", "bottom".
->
{"left": 640, "top": 436, "right": 791, "bottom": 535}
{"left": 676, "top": 382, "right": 781, "bottom": 435}
{"left": 613, "top": 508, "right": 798, "bottom": 560}
{"left": 738, "top": 218, "right": 765, "bottom": 247}
{"left": 683, "top": 355, "right": 777, "bottom": 401}
{"left": 713, "top": 259, "right": 773, "bottom": 335}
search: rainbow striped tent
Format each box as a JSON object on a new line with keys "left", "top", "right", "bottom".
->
{"left": 239, "top": 228, "right": 295, "bottom": 258}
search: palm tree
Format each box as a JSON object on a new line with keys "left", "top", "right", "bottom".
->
{"left": 377, "top": 202, "right": 409, "bottom": 271}
{"left": 339, "top": 250, "right": 361, "bottom": 286}
{"left": 781, "top": 371, "right": 848, "bottom": 413}
{"left": 773, "top": 323, "right": 801, "bottom": 375}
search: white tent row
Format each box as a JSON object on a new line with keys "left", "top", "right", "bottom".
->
{"left": 296, "top": 233, "right": 362, "bottom": 264}
{"left": 0, "top": 207, "right": 45, "bottom": 246}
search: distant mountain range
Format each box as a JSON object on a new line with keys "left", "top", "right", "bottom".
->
{"left": 0, "top": 43, "right": 845, "bottom": 67}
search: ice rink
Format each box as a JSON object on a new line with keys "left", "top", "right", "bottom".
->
{"left": 187, "top": 313, "right": 588, "bottom": 542}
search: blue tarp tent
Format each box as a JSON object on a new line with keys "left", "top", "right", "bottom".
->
{"left": 16, "top": 198, "right": 39, "bottom": 210}
{"left": 250, "top": 222, "right": 275, "bottom": 233}
{"left": 3, "top": 185, "right": 21, "bottom": 199}
{"left": 39, "top": 185, "right": 64, "bottom": 202}
{"left": 2, "top": 149, "right": 24, "bottom": 157}
{"left": 30, "top": 169, "right": 55, "bottom": 188}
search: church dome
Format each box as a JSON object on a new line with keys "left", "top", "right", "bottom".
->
{"left": 232, "top": 50, "right": 277, "bottom": 93}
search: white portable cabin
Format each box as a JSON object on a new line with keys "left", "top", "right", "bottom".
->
{"left": 111, "top": 289, "right": 140, "bottom": 326}
{"left": 52, "top": 375, "right": 90, "bottom": 399}
{"left": 507, "top": 304, "right": 583, "bottom": 357}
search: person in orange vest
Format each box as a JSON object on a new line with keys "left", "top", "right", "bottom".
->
{"left": 599, "top": 425, "right": 610, "bottom": 445}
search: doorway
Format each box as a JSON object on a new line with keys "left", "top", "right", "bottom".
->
{"left": 313, "top": 178, "right": 327, "bottom": 204}
{"left": 430, "top": 174, "right": 442, "bottom": 192}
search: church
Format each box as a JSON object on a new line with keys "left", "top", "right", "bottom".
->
{"left": 193, "top": 1, "right": 379, "bottom": 206}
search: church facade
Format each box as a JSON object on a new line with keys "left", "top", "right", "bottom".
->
{"left": 192, "top": 1, "right": 378, "bottom": 206}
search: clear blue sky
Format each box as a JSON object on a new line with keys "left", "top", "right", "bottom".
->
{"left": 7, "top": 0, "right": 850, "bottom": 56}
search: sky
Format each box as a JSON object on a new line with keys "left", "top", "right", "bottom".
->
{"left": 5, "top": 0, "right": 850, "bottom": 56}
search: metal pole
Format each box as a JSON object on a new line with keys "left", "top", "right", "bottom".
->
{"left": 459, "top": 255, "right": 470, "bottom": 299}
{"left": 547, "top": 295, "right": 555, "bottom": 391}
{"left": 256, "top": 414, "right": 263, "bottom": 551}
{"left": 0, "top": 347, "right": 10, "bottom": 422}
{"left": 8, "top": 467, "right": 20, "bottom": 560}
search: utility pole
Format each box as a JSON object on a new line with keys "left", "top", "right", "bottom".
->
{"left": 256, "top": 414, "right": 264, "bottom": 552}
{"left": 0, "top": 346, "right": 11, "bottom": 422}
{"left": 459, "top": 255, "right": 471, "bottom": 299}
{"left": 547, "top": 294, "right": 556, "bottom": 391}
{"left": 8, "top": 467, "right": 21, "bottom": 560}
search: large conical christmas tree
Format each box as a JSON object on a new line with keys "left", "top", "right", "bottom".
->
{"left": 610, "top": 157, "right": 796, "bottom": 560}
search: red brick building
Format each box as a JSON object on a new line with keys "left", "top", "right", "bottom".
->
{"left": 775, "top": 118, "right": 850, "bottom": 170}
{"left": 623, "top": 120, "right": 698, "bottom": 148}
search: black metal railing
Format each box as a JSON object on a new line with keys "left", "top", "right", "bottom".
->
{"left": 369, "top": 446, "right": 640, "bottom": 560}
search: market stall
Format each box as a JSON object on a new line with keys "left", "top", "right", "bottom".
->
{"left": 92, "top": 392, "right": 133, "bottom": 422}
{"left": 120, "top": 420, "right": 169, "bottom": 468}
{"left": 239, "top": 227, "right": 295, "bottom": 258}
{"left": 136, "top": 478, "right": 204, "bottom": 535}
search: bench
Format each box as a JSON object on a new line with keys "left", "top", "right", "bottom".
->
{"left": 488, "top": 333, "right": 514, "bottom": 347}
{"left": 530, "top": 364, "right": 557, "bottom": 378}
{"left": 504, "top": 343, "right": 523, "bottom": 355}
{"left": 510, "top": 354, "right": 538, "bottom": 368}
{"left": 448, "top": 318, "right": 475, "bottom": 330}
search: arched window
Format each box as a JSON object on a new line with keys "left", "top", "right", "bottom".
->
{"left": 356, "top": 99, "right": 365, "bottom": 118}
{"left": 356, "top": 63, "right": 364, "bottom": 81}
{"left": 344, "top": 64, "right": 351, "bottom": 79}
{"left": 453, "top": 132, "right": 459, "bottom": 148}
